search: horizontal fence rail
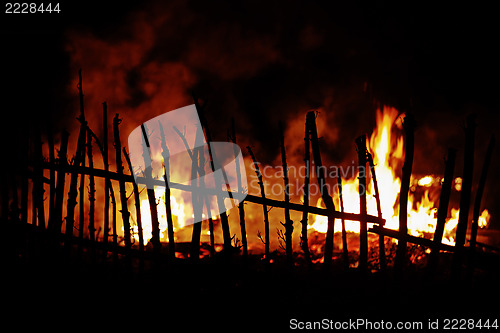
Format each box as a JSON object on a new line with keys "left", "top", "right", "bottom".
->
{"left": 41, "top": 161, "right": 386, "bottom": 224}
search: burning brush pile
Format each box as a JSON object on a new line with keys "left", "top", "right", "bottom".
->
{"left": 1, "top": 70, "right": 496, "bottom": 280}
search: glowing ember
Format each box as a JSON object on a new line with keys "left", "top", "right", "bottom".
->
{"left": 479, "top": 209, "right": 491, "bottom": 228}
{"left": 131, "top": 106, "right": 491, "bottom": 253}
{"left": 417, "top": 176, "right": 434, "bottom": 187}
{"left": 132, "top": 191, "right": 185, "bottom": 244}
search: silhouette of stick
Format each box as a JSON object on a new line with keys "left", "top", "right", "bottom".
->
{"left": 193, "top": 94, "right": 233, "bottom": 253}
{"left": 468, "top": 135, "right": 495, "bottom": 274}
{"left": 52, "top": 130, "right": 69, "bottom": 235}
{"left": 307, "top": 111, "right": 337, "bottom": 268}
{"left": 301, "top": 115, "right": 312, "bottom": 267}
{"left": 77, "top": 125, "right": 87, "bottom": 258}
{"left": 279, "top": 121, "right": 294, "bottom": 266}
{"left": 247, "top": 146, "right": 270, "bottom": 262}
{"left": 230, "top": 118, "right": 248, "bottom": 259}
{"left": 123, "top": 147, "right": 144, "bottom": 269}
{"left": 87, "top": 128, "right": 96, "bottom": 262}
{"left": 395, "top": 113, "right": 415, "bottom": 272}
{"left": 140, "top": 123, "right": 162, "bottom": 256}
{"left": 47, "top": 121, "right": 56, "bottom": 229}
{"left": 172, "top": 125, "right": 209, "bottom": 260}
{"left": 102, "top": 102, "right": 110, "bottom": 259}
{"left": 32, "top": 124, "right": 45, "bottom": 229}
{"left": 367, "top": 150, "right": 386, "bottom": 270}
{"left": 337, "top": 174, "right": 349, "bottom": 269}
{"left": 452, "top": 114, "right": 475, "bottom": 278}
{"left": 158, "top": 121, "right": 176, "bottom": 260}
{"left": 355, "top": 134, "right": 368, "bottom": 272}
{"left": 427, "top": 148, "right": 456, "bottom": 277}
{"left": 113, "top": 114, "right": 132, "bottom": 256}
{"left": 470, "top": 135, "right": 494, "bottom": 249}
{"left": 65, "top": 69, "right": 87, "bottom": 252}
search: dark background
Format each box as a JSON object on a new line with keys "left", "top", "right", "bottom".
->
{"left": 1, "top": 0, "right": 499, "bottom": 225}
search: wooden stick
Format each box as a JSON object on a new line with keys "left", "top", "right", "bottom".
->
{"left": 20, "top": 134, "right": 29, "bottom": 224}
{"left": 77, "top": 122, "right": 87, "bottom": 256}
{"left": 48, "top": 128, "right": 65, "bottom": 232}
{"left": 123, "top": 147, "right": 144, "bottom": 268}
{"left": 193, "top": 95, "right": 233, "bottom": 252}
{"left": 172, "top": 125, "right": 208, "bottom": 260}
{"left": 102, "top": 102, "right": 110, "bottom": 259}
{"left": 427, "top": 148, "right": 456, "bottom": 275}
{"left": 468, "top": 135, "right": 495, "bottom": 276}
{"left": 301, "top": 116, "right": 312, "bottom": 267}
{"left": 158, "top": 121, "right": 175, "bottom": 260}
{"left": 367, "top": 150, "right": 386, "bottom": 270}
{"left": 370, "top": 225, "right": 455, "bottom": 252}
{"left": 247, "top": 146, "right": 270, "bottom": 261}
{"left": 77, "top": 69, "right": 87, "bottom": 249}
{"left": 80, "top": 109, "right": 112, "bottom": 260}
{"left": 230, "top": 118, "right": 248, "bottom": 259}
{"left": 110, "top": 182, "right": 118, "bottom": 262}
{"left": 356, "top": 134, "right": 368, "bottom": 272}
{"left": 452, "top": 114, "right": 475, "bottom": 277}
{"left": 47, "top": 122, "right": 56, "bottom": 229}
{"left": 33, "top": 124, "right": 45, "bottom": 228}
{"left": 337, "top": 174, "right": 349, "bottom": 269}
{"left": 279, "top": 121, "right": 293, "bottom": 265}
{"left": 306, "top": 111, "right": 337, "bottom": 268}
{"left": 470, "top": 135, "right": 495, "bottom": 249}
{"left": 113, "top": 114, "right": 132, "bottom": 254}
{"left": 189, "top": 129, "right": 203, "bottom": 260}
{"left": 140, "top": 123, "right": 162, "bottom": 255}
{"left": 86, "top": 127, "right": 96, "bottom": 261}
{"left": 65, "top": 69, "right": 87, "bottom": 251}
{"left": 42, "top": 161, "right": 385, "bottom": 223}
{"left": 395, "top": 113, "right": 415, "bottom": 271}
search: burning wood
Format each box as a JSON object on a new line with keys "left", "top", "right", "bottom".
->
{"left": 7, "top": 73, "right": 496, "bottom": 279}
{"left": 395, "top": 113, "right": 415, "bottom": 271}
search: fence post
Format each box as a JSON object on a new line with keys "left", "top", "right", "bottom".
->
{"left": 395, "top": 113, "right": 415, "bottom": 273}
{"left": 356, "top": 135, "right": 368, "bottom": 272}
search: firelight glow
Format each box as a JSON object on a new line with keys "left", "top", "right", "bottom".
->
{"left": 131, "top": 106, "right": 490, "bottom": 253}
{"left": 308, "top": 106, "right": 489, "bottom": 246}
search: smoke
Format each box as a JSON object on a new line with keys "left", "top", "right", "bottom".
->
{"left": 60, "top": 0, "right": 499, "bottom": 227}
{"left": 62, "top": 1, "right": 385, "bottom": 162}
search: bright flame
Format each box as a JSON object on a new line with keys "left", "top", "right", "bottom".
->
{"left": 131, "top": 106, "right": 491, "bottom": 254}
{"left": 418, "top": 176, "right": 433, "bottom": 187}
{"left": 478, "top": 209, "right": 491, "bottom": 228}
{"left": 308, "top": 106, "right": 490, "bottom": 248}
{"left": 132, "top": 191, "right": 185, "bottom": 244}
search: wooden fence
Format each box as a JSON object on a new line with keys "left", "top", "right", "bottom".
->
{"left": 1, "top": 71, "right": 497, "bottom": 278}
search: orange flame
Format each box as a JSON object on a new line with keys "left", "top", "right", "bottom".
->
{"left": 132, "top": 106, "right": 491, "bottom": 255}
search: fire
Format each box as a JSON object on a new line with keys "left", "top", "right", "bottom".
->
{"left": 131, "top": 106, "right": 491, "bottom": 254}
{"left": 479, "top": 209, "right": 491, "bottom": 228}
{"left": 131, "top": 191, "right": 185, "bottom": 243}
{"left": 417, "top": 176, "right": 433, "bottom": 187}
{"left": 308, "top": 106, "right": 490, "bottom": 248}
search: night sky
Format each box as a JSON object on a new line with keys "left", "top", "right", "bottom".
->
{"left": 2, "top": 1, "right": 499, "bottom": 224}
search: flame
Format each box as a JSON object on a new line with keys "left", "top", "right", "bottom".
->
{"left": 131, "top": 106, "right": 491, "bottom": 255}
{"left": 131, "top": 190, "right": 185, "bottom": 244}
{"left": 417, "top": 176, "right": 433, "bottom": 187}
{"left": 308, "top": 106, "right": 490, "bottom": 249}
{"left": 478, "top": 209, "right": 491, "bottom": 228}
